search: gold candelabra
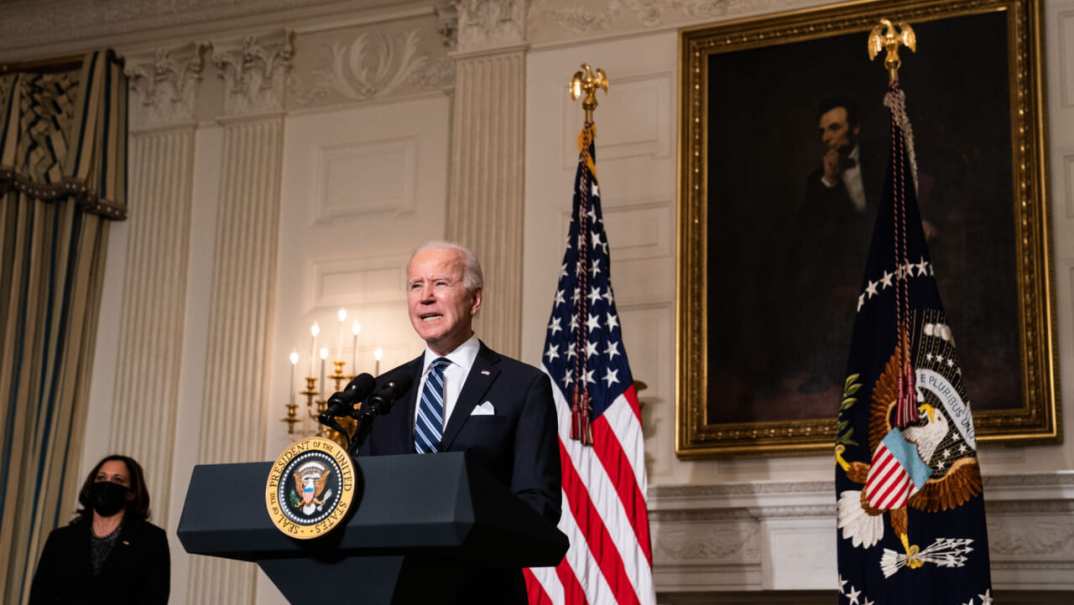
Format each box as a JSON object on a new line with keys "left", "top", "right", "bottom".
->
{"left": 281, "top": 360, "right": 355, "bottom": 446}
{"left": 281, "top": 312, "right": 377, "bottom": 446}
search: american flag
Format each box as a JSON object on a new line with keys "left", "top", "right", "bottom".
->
{"left": 524, "top": 124, "right": 655, "bottom": 605}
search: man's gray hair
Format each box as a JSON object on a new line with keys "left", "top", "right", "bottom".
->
{"left": 410, "top": 240, "right": 484, "bottom": 292}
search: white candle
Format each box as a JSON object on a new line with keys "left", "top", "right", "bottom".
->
{"left": 309, "top": 322, "right": 320, "bottom": 376}
{"left": 319, "top": 347, "right": 329, "bottom": 393}
{"left": 373, "top": 347, "right": 383, "bottom": 377}
{"left": 288, "top": 351, "right": 299, "bottom": 404}
{"left": 336, "top": 308, "right": 347, "bottom": 360}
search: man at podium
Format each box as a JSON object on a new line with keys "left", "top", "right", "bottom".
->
{"left": 359, "top": 241, "right": 562, "bottom": 603}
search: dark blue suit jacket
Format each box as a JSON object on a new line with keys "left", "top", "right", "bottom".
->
{"left": 359, "top": 341, "right": 562, "bottom": 603}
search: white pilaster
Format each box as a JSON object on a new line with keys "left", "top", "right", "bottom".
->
{"left": 446, "top": 0, "right": 527, "bottom": 356}
{"left": 186, "top": 32, "right": 290, "bottom": 605}
{"left": 107, "top": 44, "right": 207, "bottom": 522}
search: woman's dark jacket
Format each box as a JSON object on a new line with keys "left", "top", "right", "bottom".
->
{"left": 29, "top": 517, "right": 170, "bottom": 605}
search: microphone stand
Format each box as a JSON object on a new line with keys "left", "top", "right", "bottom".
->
{"left": 348, "top": 405, "right": 377, "bottom": 458}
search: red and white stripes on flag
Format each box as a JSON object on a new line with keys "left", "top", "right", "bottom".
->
{"left": 524, "top": 382, "right": 655, "bottom": 605}
{"left": 864, "top": 443, "right": 913, "bottom": 510}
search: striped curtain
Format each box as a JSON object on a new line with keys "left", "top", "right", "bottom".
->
{"left": 0, "top": 50, "right": 127, "bottom": 605}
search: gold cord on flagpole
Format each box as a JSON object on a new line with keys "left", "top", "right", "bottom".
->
{"left": 568, "top": 64, "right": 608, "bottom": 125}
{"left": 868, "top": 19, "right": 916, "bottom": 84}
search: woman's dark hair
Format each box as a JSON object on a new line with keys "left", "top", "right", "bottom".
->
{"left": 75, "top": 454, "right": 151, "bottom": 523}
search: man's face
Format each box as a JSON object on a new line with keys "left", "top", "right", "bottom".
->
{"left": 818, "top": 106, "right": 859, "bottom": 151}
{"left": 406, "top": 248, "right": 482, "bottom": 354}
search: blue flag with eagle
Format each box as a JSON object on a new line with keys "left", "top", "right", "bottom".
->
{"left": 834, "top": 83, "right": 992, "bottom": 604}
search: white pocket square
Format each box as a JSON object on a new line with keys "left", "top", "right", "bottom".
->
{"left": 471, "top": 401, "right": 495, "bottom": 416}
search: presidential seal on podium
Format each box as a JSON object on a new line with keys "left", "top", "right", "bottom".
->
{"left": 265, "top": 435, "right": 356, "bottom": 539}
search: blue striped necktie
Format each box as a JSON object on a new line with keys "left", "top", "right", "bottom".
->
{"left": 415, "top": 357, "right": 451, "bottom": 453}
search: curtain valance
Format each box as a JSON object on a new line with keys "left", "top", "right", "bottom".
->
{"left": 0, "top": 50, "right": 127, "bottom": 219}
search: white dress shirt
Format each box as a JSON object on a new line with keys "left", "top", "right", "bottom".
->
{"left": 415, "top": 334, "right": 480, "bottom": 433}
{"left": 820, "top": 145, "right": 867, "bottom": 212}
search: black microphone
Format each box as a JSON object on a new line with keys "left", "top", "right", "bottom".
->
{"left": 319, "top": 373, "right": 376, "bottom": 424}
{"left": 361, "top": 375, "right": 413, "bottom": 417}
{"left": 350, "top": 374, "right": 413, "bottom": 456}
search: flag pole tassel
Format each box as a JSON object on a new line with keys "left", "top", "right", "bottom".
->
{"left": 571, "top": 387, "right": 594, "bottom": 445}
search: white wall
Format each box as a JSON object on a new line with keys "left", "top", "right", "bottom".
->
{"left": 267, "top": 95, "right": 450, "bottom": 457}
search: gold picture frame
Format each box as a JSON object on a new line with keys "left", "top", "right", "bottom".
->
{"left": 676, "top": 0, "right": 1059, "bottom": 456}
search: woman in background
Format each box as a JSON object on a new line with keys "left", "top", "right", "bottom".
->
{"left": 29, "top": 454, "right": 170, "bottom": 604}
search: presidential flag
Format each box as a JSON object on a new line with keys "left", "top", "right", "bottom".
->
{"left": 834, "top": 83, "right": 992, "bottom": 604}
{"left": 524, "top": 123, "right": 656, "bottom": 605}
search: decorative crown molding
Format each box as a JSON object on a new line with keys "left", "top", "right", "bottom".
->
{"left": 525, "top": 0, "right": 819, "bottom": 45}
{"left": 0, "top": 0, "right": 416, "bottom": 61}
{"left": 125, "top": 42, "right": 211, "bottom": 131}
{"left": 432, "top": 0, "right": 460, "bottom": 49}
{"left": 213, "top": 30, "right": 295, "bottom": 117}
{"left": 456, "top": 0, "right": 526, "bottom": 54}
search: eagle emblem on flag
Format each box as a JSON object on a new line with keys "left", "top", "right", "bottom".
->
{"left": 837, "top": 315, "right": 982, "bottom": 574}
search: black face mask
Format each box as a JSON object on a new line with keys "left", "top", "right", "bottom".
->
{"left": 90, "top": 481, "right": 129, "bottom": 517}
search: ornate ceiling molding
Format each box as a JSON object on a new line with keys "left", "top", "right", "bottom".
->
{"left": 525, "top": 0, "right": 819, "bottom": 45}
{"left": 213, "top": 30, "right": 295, "bottom": 117}
{"left": 126, "top": 42, "right": 211, "bottom": 131}
{"left": 0, "top": 0, "right": 420, "bottom": 61}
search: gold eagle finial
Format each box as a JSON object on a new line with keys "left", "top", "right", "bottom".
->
{"left": 868, "top": 19, "right": 916, "bottom": 84}
{"left": 569, "top": 64, "right": 609, "bottom": 125}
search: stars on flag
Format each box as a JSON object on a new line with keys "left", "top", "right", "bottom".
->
{"left": 591, "top": 231, "right": 604, "bottom": 250}
{"left": 962, "top": 589, "right": 994, "bottom": 605}
{"left": 855, "top": 258, "right": 934, "bottom": 314}
{"left": 606, "top": 312, "right": 619, "bottom": 331}
{"left": 603, "top": 367, "right": 620, "bottom": 387}
{"left": 838, "top": 576, "right": 874, "bottom": 605}
{"left": 583, "top": 368, "right": 595, "bottom": 384}
{"left": 545, "top": 344, "right": 559, "bottom": 362}
{"left": 588, "top": 286, "right": 603, "bottom": 304}
{"left": 542, "top": 168, "right": 633, "bottom": 421}
{"left": 866, "top": 280, "right": 879, "bottom": 298}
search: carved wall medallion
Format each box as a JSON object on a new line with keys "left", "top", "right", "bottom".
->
{"left": 290, "top": 29, "right": 454, "bottom": 108}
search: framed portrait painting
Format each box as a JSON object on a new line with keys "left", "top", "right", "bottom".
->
{"left": 676, "top": 0, "right": 1059, "bottom": 455}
